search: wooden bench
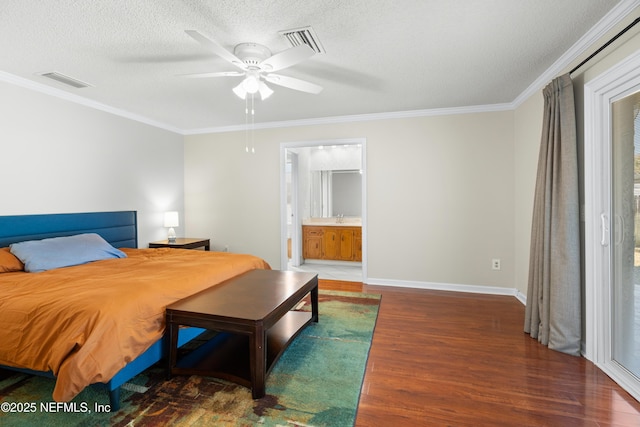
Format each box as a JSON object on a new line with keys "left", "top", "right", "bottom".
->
{"left": 165, "top": 269, "right": 318, "bottom": 398}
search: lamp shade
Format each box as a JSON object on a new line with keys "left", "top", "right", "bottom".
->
{"left": 164, "top": 211, "right": 179, "bottom": 228}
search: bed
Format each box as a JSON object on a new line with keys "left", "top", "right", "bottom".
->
{"left": 0, "top": 211, "right": 270, "bottom": 410}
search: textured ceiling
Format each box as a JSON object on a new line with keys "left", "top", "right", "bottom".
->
{"left": 0, "top": 0, "right": 628, "bottom": 133}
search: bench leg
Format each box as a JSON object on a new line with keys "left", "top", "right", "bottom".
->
{"left": 311, "top": 283, "right": 319, "bottom": 323}
{"left": 249, "top": 326, "right": 266, "bottom": 399}
{"left": 166, "top": 320, "right": 178, "bottom": 380}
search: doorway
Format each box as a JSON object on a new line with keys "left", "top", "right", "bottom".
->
{"left": 585, "top": 50, "right": 640, "bottom": 401}
{"left": 279, "top": 138, "right": 367, "bottom": 282}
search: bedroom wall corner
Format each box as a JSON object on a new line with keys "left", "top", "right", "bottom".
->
{"left": 513, "top": 92, "right": 544, "bottom": 299}
{"left": 0, "top": 80, "right": 185, "bottom": 247}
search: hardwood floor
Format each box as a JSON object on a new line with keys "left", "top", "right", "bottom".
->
{"left": 319, "top": 279, "right": 640, "bottom": 426}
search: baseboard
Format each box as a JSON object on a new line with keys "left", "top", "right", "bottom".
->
{"left": 514, "top": 290, "right": 527, "bottom": 305}
{"left": 304, "top": 259, "right": 362, "bottom": 267}
{"left": 366, "top": 277, "right": 527, "bottom": 305}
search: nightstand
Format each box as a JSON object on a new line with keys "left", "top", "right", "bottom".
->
{"left": 149, "top": 238, "right": 210, "bottom": 251}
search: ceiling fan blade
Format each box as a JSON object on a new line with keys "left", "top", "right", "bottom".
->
{"left": 264, "top": 74, "right": 323, "bottom": 94}
{"left": 260, "top": 45, "right": 315, "bottom": 72}
{"left": 178, "top": 71, "right": 245, "bottom": 78}
{"left": 185, "top": 30, "right": 246, "bottom": 70}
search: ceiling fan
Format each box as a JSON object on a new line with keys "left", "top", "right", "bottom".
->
{"left": 181, "top": 30, "right": 323, "bottom": 100}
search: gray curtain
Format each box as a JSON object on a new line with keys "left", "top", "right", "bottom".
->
{"left": 524, "top": 73, "right": 581, "bottom": 356}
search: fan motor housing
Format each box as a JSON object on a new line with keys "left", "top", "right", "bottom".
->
{"left": 234, "top": 43, "right": 272, "bottom": 67}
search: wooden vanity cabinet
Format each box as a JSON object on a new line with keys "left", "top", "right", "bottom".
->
{"left": 303, "top": 227, "right": 323, "bottom": 259}
{"left": 303, "top": 225, "right": 362, "bottom": 261}
{"left": 354, "top": 232, "right": 362, "bottom": 261}
{"left": 322, "top": 228, "right": 339, "bottom": 259}
{"left": 337, "top": 228, "right": 354, "bottom": 261}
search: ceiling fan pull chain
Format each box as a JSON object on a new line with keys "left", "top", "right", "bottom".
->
{"left": 245, "top": 96, "right": 249, "bottom": 153}
{"left": 251, "top": 95, "right": 256, "bottom": 154}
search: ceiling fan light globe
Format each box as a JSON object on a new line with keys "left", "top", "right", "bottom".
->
{"left": 243, "top": 75, "right": 260, "bottom": 94}
{"left": 232, "top": 82, "right": 247, "bottom": 99}
{"left": 258, "top": 82, "right": 274, "bottom": 100}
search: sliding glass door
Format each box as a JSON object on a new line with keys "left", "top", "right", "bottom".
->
{"left": 611, "top": 92, "right": 640, "bottom": 381}
{"left": 585, "top": 51, "right": 640, "bottom": 402}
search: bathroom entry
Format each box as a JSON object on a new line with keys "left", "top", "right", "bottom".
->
{"left": 280, "top": 139, "right": 366, "bottom": 281}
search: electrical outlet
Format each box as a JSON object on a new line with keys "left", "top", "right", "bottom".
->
{"left": 492, "top": 258, "right": 501, "bottom": 270}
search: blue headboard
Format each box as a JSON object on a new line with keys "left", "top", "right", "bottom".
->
{"left": 0, "top": 211, "right": 138, "bottom": 248}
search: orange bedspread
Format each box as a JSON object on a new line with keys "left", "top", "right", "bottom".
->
{"left": 0, "top": 248, "right": 270, "bottom": 402}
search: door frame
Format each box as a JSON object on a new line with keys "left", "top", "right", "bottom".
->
{"left": 279, "top": 138, "right": 367, "bottom": 280}
{"left": 288, "top": 150, "right": 301, "bottom": 266}
{"left": 584, "top": 48, "right": 640, "bottom": 401}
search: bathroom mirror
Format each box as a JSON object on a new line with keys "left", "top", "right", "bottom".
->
{"left": 310, "top": 169, "right": 362, "bottom": 218}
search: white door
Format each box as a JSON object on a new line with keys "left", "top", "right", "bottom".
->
{"left": 585, "top": 50, "right": 640, "bottom": 402}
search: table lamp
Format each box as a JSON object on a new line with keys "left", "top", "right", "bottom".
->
{"left": 164, "top": 211, "right": 179, "bottom": 243}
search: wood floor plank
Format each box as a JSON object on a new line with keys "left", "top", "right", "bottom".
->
{"left": 318, "top": 280, "right": 640, "bottom": 426}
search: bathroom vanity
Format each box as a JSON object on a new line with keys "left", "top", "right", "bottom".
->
{"left": 302, "top": 220, "right": 362, "bottom": 262}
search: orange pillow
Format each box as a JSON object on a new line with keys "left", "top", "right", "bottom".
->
{"left": 0, "top": 247, "right": 24, "bottom": 273}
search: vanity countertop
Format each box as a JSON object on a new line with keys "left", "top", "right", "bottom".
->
{"left": 302, "top": 218, "right": 362, "bottom": 227}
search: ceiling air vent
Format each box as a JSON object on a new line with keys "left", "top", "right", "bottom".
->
{"left": 38, "top": 71, "right": 92, "bottom": 89}
{"left": 278, "top": 26, "right": 326, "bottom": 54}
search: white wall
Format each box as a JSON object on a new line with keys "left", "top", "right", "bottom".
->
{"left": 0, "top": 80, "right": 184, "bottom": 246}
{"left": 185, "top": 111, "right": 516, "bottom": 290}
{"left": 513, "top": 93, "right": 543, "bottom": 297}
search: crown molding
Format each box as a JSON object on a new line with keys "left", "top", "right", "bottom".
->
{"left": 183, "top": 103, "right": 515, "bottom": 135}
{"left": 1, "top": 68, "right": 513, "bottom": 135}
{"left": 512, "top": 0, "right": 640, "bottom": 108}
{"left": 0, "top": 71, "right": 184, "bottom": 135}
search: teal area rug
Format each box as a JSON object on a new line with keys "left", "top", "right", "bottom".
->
{"left": 0, "top": 290, "right": 380, "bottom": 426}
